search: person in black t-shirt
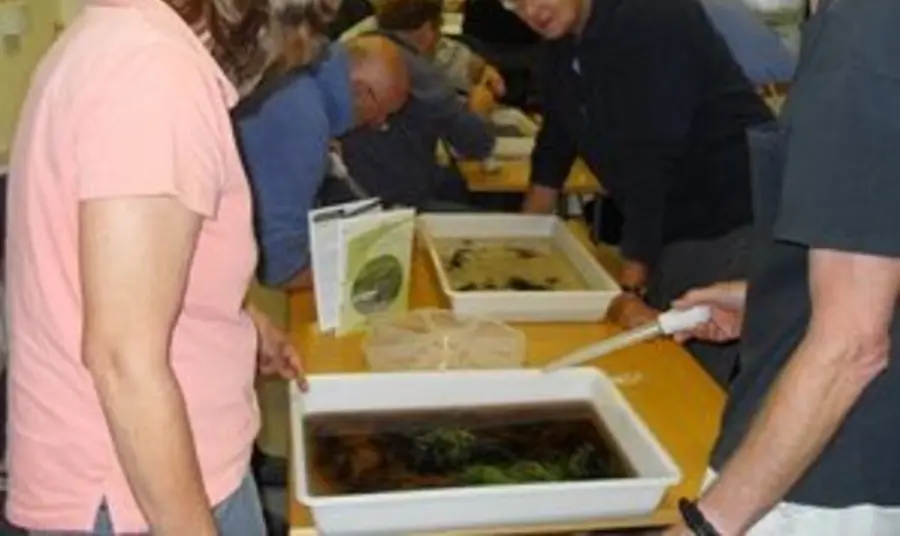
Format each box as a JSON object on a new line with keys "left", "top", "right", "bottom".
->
{"left": 666, "top": 0, "right": 900, "bottom": 533}
{"left": 505, "top": 0, "right": 773, "bottom": 385}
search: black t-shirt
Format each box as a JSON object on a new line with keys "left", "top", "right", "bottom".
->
{"left": 713, "top": 0, "right": 900, "bottom": 507}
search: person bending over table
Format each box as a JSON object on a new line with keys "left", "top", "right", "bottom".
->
{"left": 589, "top": 0, "right": 796, "bottom": 250}
{"left": 507, "top": 0, "right": 773, "bottom": 384}
{"left": 342, "top": 0, "right": 508, "bottom": 99}
{"left": 236, "top": 36, "right": 411, "bottom": 291}
{"left": 662, "top": 2, "right": 900, "bottom": 533}
{"left": 3, "top": 0, "right": 321, "bottom": 533}
{"left": 337, "top": 0, "right": 498, "bottom": 211}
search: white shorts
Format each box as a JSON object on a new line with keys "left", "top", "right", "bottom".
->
{"left": 703, "top": 469, "right": 900, "bottom": 535}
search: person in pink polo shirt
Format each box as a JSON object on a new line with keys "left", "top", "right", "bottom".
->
{"left": 3, "top": 0, "right": 338, "bottom": 534}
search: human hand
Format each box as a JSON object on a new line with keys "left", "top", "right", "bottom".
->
{"left": 248, "top": 307, "right": 308, "bottom": 391}
{"left": 607, "top": 293, "right": 661, "bottom": 330}
{"left": 671, "top": 281, "right": 747, "bottom": 344}
{"left": 468, "top": 84, "right": 496, "bottom": 116}
{"left": 479, "top": 66, "right": 507, "bottom": 98}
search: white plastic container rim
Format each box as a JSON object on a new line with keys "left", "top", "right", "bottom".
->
{"left": 291, "top": 368, "right": 681, "bottom": 510}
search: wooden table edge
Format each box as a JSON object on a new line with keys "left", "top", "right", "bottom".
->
{"left": 457, "top": 158, "right": 603, "bottom": 195}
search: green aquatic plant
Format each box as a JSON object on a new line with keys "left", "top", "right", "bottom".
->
{"left": 409, "top": 427, "right": 478, "bottom": 472}
{"left": 457, "top": 460, "right": 570, "bottom": 486}
{"left": 410, "top": 426, "right": 610, "bottom": 487}
{"left": 306, "top": 403, "right": 631, "bottom": 496}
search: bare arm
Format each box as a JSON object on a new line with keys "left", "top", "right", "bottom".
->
{"left": 699, "top": 249, "right": 899, "bottom": 534}
{"left": 467, "top": 53, "right": 488, "bottom": 86}
{"left": 81, "top": 196, "right": 216, "bottom": 536}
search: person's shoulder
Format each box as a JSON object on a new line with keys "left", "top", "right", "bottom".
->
{"left": 253, "top": 73, "right": 326, "bottom": 124}
{"left": 616, "top": 0, "right": 710, "bottom": 35}
{"left": 77, "top": 8, "right": 206, "bottom": 69}
{"left": 55, "top": 8, "right": 224, "bottom": 111}
{"left": 817, "top": 0, "right": 900, "bottom": 77}
{"left": 597, "top": 0, "right": 716, "bottom": 57}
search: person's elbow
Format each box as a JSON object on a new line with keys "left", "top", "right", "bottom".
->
{"left": 810, "top": 328, "right": 890, "bottom": 387}
{"left": 256, "top": 236, "right": 310, "bottom": 290}
{"left": 846, "top": 334, "right": 890, "bottom": 382}
{"left": 447, "top": 116, "right": 495, "bottom": 159}
{"left": 257, "top": 259, "right": 306, "bottom": 290}
{"left": 804, "top": 249, "right": 900, "bottom": 387}
{"left": 82, "top": 324, "right": 172, "bottom": 392}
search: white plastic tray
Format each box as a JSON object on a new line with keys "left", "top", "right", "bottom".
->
{"left": 489, "top": 107, "right": 538, "bottom": 159}
{"left": 291, "top": 368, "right": 681, "bottom": 535}
{"left": 441, "top": 13, "right": 463, "bottom": 35}
{"left": 418, "top": 213, "right": 621, "bottom": 323}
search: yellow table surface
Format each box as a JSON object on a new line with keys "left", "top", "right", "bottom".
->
{"left": 458, "top": 158, "right": 602, "bottom": 196}
{"left": 287, "top": 222, "right": 724, "bottom": 535}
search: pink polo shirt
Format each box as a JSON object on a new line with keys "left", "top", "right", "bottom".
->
{"left": 5, "top": 0, "right": 259, "bottom": 531}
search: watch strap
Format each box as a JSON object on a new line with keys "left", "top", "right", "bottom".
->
{"left": 678, "top": 498, "right": 721, "bottom": 536}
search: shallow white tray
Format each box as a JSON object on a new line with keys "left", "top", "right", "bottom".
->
{"left": 418, "top": 213, "right": 621, "bottom": 323}
{"left": 291, "top": 368, "right": 681, "bottom": 535}
{"left": 441, "top": 13, "right": 463, "bottom": 35}
{"left": 490, "top": 107, "right": 538, "bottom": 159}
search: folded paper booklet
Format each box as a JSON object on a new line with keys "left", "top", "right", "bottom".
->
{"left": 308, "top": 199, "right": 415, "bottom": 334}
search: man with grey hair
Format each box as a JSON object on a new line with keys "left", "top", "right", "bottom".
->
{"left": 336, "top": 0, "right": 497, "bottom": 210}
{"left": 237, "top": 34, "right": 412, "bottom": 290}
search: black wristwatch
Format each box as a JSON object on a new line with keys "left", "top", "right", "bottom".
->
{"left": 678, "top": 498, "right": 721, "bottom": 536}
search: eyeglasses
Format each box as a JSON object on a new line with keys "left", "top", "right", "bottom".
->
{"left": 499, "top": 0, "right": 523, "bottom": 10}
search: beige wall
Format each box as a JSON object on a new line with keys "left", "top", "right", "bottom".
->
{"left": 0, "top": 0, "right": 64, "bottom": 165}
{"left": 57, "top": 0, "right": 83, "bottom": 24}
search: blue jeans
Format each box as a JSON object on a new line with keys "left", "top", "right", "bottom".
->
{"left": 30, "top": 473, "right": 265, "bottom": 536}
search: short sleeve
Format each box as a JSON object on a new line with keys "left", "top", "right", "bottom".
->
{"left": 75, "top": 46, "right": 226, "bottom": 218}
{"left": 775, "top": 65, "right": 900, "bottom": 258}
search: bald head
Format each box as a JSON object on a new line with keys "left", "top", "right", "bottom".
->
{"left": 345, "top": 35, "right": 411, "bottom": 128}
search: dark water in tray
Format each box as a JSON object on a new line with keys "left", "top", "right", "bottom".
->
{"left": 304, "top": 401, "right": 635, "bottom": 497}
